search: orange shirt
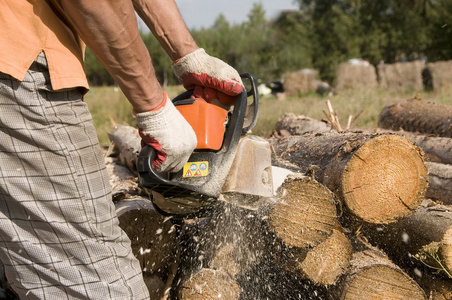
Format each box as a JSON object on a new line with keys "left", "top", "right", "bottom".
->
{"left": 0, "top": 0, "right": 89, "bottom": 90}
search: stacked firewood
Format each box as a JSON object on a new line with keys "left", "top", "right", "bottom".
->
{"left": 107, "top": 96, "right": 452, "bottom": 300}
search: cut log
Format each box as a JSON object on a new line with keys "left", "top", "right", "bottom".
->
{"left": 272, "top": 112, "right": 452, "bottom": 165}
{"left": 361, "top": 199, "right": 452, "bottom": 278}
{"left": 425, "top": 162, "right": 452, "bottom": 206}
{"left": 297, "top": 227, "right": 352, "bottom": 286}
{"left": 334, "top": 248, "right": 427, "bottom": 300}
{"left": 115, "top": 197, "right": 179, "bottom": 277}
{"left": 378, "top": 98, "right": 452, "bottom": 138}
{"left": 104, "top": 122, "right": 445, "bottom": 298}
{"left": 273, "top": 113, "right": 333, "bottom": 137}
{"left": 270, "top": 133, "right": 428, "bottom": 224}
{"left": 267, "top": 174, "right": 338, "bottom": 249}
{"left": 271, "top": 114, "right": 452, "bottom": 205}
{"left": 266, "top": 175, "right": 349, "bottom": 286}
{"left": 108, "top": 124, "right": 141, "bottom": 174}
{"left": 176, "top": 268, "right": 241, "bottom": 300}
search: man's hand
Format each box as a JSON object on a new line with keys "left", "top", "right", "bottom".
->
{"left": 135, "top": 93, "right": 197, "bottom": 172}
{"left": 172, "top": 48, "right": 244, "bottom": 106}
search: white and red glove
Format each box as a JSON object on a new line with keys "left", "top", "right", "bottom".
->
{"left": 172, "top": 48, "right": 244, "bottom": 107}
{"left": 135, "top": 93, "right": 197, "bottom": 173}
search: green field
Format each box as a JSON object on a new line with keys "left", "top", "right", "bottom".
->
{"left": 84, "top": 86, "right": 450, "bottom": 147}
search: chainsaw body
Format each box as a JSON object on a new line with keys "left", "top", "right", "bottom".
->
{"left": 137, "top": 73, "right": 272, "bottom": 217}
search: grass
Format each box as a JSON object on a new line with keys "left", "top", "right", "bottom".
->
{"left": 84, "top": 85, "right": 450, "bottom": 147}
{"left": 254, "top": 88, "right": 450, "bottom": 138}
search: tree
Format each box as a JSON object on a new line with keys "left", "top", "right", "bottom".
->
{"left": 293, "top": 0, "right": 434, "bottom": 82}
{"left": 425, "top": 0, "right": 452, "bottom": 61}
{"left": 272, "top": 10, "right": 313, "bottom": 77}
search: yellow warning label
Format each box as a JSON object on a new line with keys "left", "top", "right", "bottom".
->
{"left": 183, "top": 161, "right": 209, "bottom": 178}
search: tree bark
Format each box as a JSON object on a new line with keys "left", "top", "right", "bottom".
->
{"left": 425, "top": 162, "right": 452, "bottom": 205}
{"left": 108, "top": 124, "right": 141, "bottom": 175}
{"left": 378, "top": 98, "right": 452, "bottom": 138}
{"left": 396, "top": 132, "right": 452, "bottom": 164}
{"left": 270, "top": 132, "right": 428, "bottom": 224}
{"left": 273, "top": 113, "right": 333, "bottom": 137}
{"left": 361, "top": 199, "right": 452, "bottom": 278}
{"left": 105, "top": 155, "right": 142, "bottom": 202}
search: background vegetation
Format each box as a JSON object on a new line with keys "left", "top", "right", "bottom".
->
{"left": 86, "top": 0, "right": 452, "bottom": 86}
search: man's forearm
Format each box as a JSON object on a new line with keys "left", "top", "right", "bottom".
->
{"left": 58, "top": 0, "right": 164, "bottom": 112}
{"left": 132, "top": 0, "right": 198, "bottom": 61}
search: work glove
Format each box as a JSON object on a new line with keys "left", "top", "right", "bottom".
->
{"left": 135, "top": 93, "right": 197, "bottom": 173}
{"left": 172, "top": 48, "right": 244, "bottom": 107}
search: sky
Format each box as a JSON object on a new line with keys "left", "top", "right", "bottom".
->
{"left": 173, "top": 0, "right": 299, "bottom": 30}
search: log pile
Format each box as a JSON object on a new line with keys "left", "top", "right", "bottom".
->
{"left": 378, "top": 97, "right": 452, "bottom": 138}
{"left": 104, "top": 97, "right": 452, "bottom": 299}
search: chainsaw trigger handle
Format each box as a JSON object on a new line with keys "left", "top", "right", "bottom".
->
{"left": 137, "top": 146, "right": 167, "bottom": 182}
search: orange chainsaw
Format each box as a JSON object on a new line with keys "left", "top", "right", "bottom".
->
{"left": 137, "top": 73, "right": 273, "bottom": 217}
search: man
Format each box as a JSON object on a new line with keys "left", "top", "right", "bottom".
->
{"left": 0, "top": 0, "right": 242, "bottom": 298}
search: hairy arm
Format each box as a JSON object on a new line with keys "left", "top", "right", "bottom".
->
{"left": 56, "top": 0, "right": 164, "bottom": 112}
{"left": 132, "top": 0, "right": 199, "bottom": 61}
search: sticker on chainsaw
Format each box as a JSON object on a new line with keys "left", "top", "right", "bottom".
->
{"left": 183, "top": 161, "right": 209, "bottom": 177}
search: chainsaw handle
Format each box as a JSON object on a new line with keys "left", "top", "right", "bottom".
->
{"left": 171, "top": 73, "right": 259, "bottom": 134}
{"left": 241, "top": 73, "right": 259, "bottom": 133}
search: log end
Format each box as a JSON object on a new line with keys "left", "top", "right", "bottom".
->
{"left": 343, "top": 266, "right": 426, "bottom": 300}
{"left": 177, "top": 268, "right": 241, "bottom": 300}
{"left": 340, "top": 250, "right": 427, "bottom": 300}
{"left": 300, "top": 228, "right": 352, "bottom": 286}
{"left": 341, "top": 135, "right": 428, "bottom": 224}
{"left": 269, "top": 175, "right": 337, "bottom": 248}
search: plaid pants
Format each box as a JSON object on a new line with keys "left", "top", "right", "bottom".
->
{"left": 0, "top": 53, "right": 149, "bottom": 299}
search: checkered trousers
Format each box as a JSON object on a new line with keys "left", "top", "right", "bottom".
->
{"left": 0, "top": 53, "right": 149, "bottom": 299}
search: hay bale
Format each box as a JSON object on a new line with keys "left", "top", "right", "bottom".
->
{"left": 283, "top": 69, "right": 318, "bottom": 96}
{"left": 422, "top": 60, "right": 452, "bottom": 92}
{"left": 334, "top": 59, "right": 378, "bottom": 91}
{"left": 377, "top": 61, "right": 425, "bottom": 92}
